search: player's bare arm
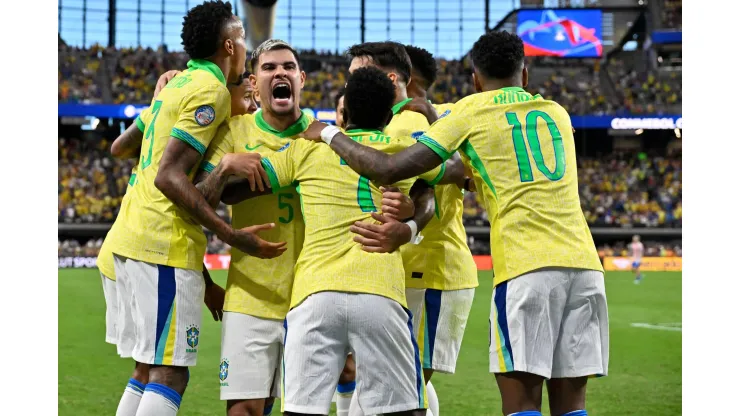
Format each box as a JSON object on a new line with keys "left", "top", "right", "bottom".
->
{"left": 303, "top": 120, "right": 446, "bottom": 184}
{"left": 194, "top": 153, "right": 271, "bottom": 208}
{"left": 202, "top": 264, "right": 225, "bottom": 321}
{"left": 110, "top": 123, "right": 144, "bottom": 159}
{"left": 155, "top": 138, "right": 287, "bottom": 259}
{"left": 350, "top": 181, "right": 435, "bottom": 253}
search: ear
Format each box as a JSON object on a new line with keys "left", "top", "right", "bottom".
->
{"left": 299, "top": 70, "right": 306, "bottom": 89}
{"left": 249, "top": 74, "right": 257, "bottom": 89}
{"left": 388, "top": 72, "right": 398, "bottom": 86}
{"left": 224, "top": 38, "right": 235, "bottom": 56}
{"left": 522, "top": 66, "right": 529, "bottom": 88}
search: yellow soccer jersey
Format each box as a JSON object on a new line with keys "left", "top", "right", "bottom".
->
{"left": 388, "top": 99, "right": 478, "bottom": 291}
{"left": 261, "top": 129, "right": 443, "bottom": 308}
{"left": 432, "top": 102, "right": 455, "bottom": 118}
{"left": 418, "top": 87, "right": 604, "bottom": 286}
{"left": 98, "top": 165, "right": 140, "bottom": 280}
{"left": 107, "top": 60, "right": 231, "bottom": 271}
{"left": 198, "top": 111, "right": 312, "bottom": 320}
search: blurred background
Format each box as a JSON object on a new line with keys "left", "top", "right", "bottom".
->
{"left": 58, "top": 0, "right": 681, "bottom": 272}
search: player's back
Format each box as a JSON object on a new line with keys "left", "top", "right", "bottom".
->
{"left": 261, "top": 129, "right": 440, "bottom": 308}
{"left": 109, "top": 60, "right": 231, "bottom": 271}
{"left": 441, "top": 88, "right": 602, "bottom": 284}
{"left": 387, "top": 104, "right": 478, "bottom": 291}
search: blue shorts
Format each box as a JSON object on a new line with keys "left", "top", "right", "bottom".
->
{"left": 632, "top": 261, "right": 641, "bottom": 269}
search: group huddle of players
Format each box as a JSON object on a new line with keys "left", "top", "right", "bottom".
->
{"left": 94, "top": 1, "right": 609, "bottom": 416}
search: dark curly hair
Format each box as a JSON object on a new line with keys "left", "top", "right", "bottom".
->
{"left": 404, "top": 45, "right": 437, "bottom": 89}
{"left": 346, "top": 41, "right": 412, "bottom": 83}
{"left": 471, "top": 30, "right": 525, "bottom": 80}
{"left": 344, "top": 66, "right": 396, "bottom": 130}
{"left": 181, "top": 1, "right": 235, "bottom": 60}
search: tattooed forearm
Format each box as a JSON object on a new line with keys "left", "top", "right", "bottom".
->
{"left": 111, "top": 123, "right": 144, "bottom": 159}
{"left": 410, "top": 180, "right": 436, "bottom": 232}
{"left": 329, "top": 133, "right": 444, "bottom": 184}
{"left": 194, "top": 165, "right": 231, "bottom": 209}
{"left": 155, "top": 138, "right": 234, "bottom": 240}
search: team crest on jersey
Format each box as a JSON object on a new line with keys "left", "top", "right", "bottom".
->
{"left": 277, "top": 142, "right": 291, "bottom": 152}
{"left": 186, "top": 325, "right": 200, "bottom": 351}
{"left": 439, "top": 109, "right": 451, "bottom": 119}
{"left": 219, "top": 358, "right": 229, "bottom": 383}
{"left": 195, "top": 105, "right": 216, "bottom": 126}
{"left": 411, "top": 131, "right": 424, "bottom": 140}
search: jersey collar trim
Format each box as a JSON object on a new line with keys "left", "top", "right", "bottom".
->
{"left": 391, "top": 98, "right": 413, "bottom": 115}
{"left": 346, "top": 128, "right": 384, "bottom": 135}
{"left": 498, "top": 87, "right": 525, "bottom": 93}
{"left": 255, "top": 111, "right": 310, "bottom": 138}
{"left": 187, "top": 59, "right": 226, "bottom": 86}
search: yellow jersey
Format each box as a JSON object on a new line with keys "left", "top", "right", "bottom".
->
{"left": 432, "top": 102, "right": 455, "bottom": 118}
{"left": 418, "top": 87, "right": 603, "bottom": 286}
{"left": 261, "top": 129, "right": 443, "bottom": 308}
{"left": 388, "top": 99, "right": 478, "bottom": 291}
{"left": 199, "top": 111, "right": 311, "bottom": 320}
{"left": 107, "top": 60, "right": 231, "bottom": 271}
{"left": 97, "top": 165, "right": 141, "bottom": 280}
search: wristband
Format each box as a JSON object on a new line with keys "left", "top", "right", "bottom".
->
{"left": 320, "top": 125, "right": 341, "bottom": 145}
{"left": 405, "top": 220, "right": 423, "bottom": 245}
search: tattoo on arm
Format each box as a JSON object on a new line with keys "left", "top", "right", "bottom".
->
{"left": 111, "top": 123, "right": 144, "bottom": 159}
{"left": 194, "top": 165, "right": 231, "bottom": 209}
{"left": 154, "top": 138, "right": 233, "bottom": 240}
{"left": 409, "top": 180, "right": 436, "bottom": 232}
{"left": 329, "top": 134, "right": 444, "bottom": 184}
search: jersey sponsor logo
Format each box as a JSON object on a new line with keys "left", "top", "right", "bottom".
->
{"left": 195, "top": 105, "right": 216, "bottom": 126}
{"left": 439, "top": 109, "right": 451, "bottom": 119}
{"left": 245, "top": 143, "right": 263, "bottom": 151}
{"left": 411, "top": 271, "right": 424, "bottom": 279}
{"left": 219, "top": 358, "right": 229, "bottom": 382}
{"left": 277, "top": 142, "right": 291, "bottom": 152}
{"left": 411, "top": 131, "right": 424, "bottom": 140}
{"left": 186, "top": 325, "right": 200, "bottom": 352}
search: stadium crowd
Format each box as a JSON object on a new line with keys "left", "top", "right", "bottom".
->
{"left": 59, "top": 45, "right": 681, "bottom": 115}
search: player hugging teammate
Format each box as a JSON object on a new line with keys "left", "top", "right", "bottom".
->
{"left": 96, "top": 2, "right": 609, "bottom": 414}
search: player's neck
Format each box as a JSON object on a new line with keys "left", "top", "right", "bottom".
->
{"left": 482, "top": 78, "right": 522, "bottom": 93}
{"left": 261, "top": 107, "right": 303, "bottom": 132}
{"left": 393, "top": 87, "right": 409, "bottom": 106}
{"left": 208, "top": 56, "right": 232, "bottom": 84}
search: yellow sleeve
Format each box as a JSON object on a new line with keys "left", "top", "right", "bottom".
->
{"left": 134, "top": 107, "right": 152, "bottom": 132}
{"left": 416, "top": 105, "right": 471, "bottom": 161}
{"left": 417, "top": 162, "right": 445, "bottom": 186}
{"left": 199, "top": 122, "right": 234, "bottom": 173}
{"left": 260, "top": 141, "right": 308, "bottom": 191}
{"left": 170, "top": 84, "right": 230, "bottom": 155}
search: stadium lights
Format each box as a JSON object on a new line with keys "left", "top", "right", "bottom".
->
{"left": 674, "top": 128, "right": 681, "bottom": 139}
{"left": 635, "top": 129, "right": 644, "bottom": 135}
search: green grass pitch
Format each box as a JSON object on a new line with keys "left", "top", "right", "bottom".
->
{"left": 59, "top": 269, "right": 681, "bottom": 415}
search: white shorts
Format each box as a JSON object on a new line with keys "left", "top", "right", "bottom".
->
{"left": 490, "top": 268, "right": 609, "bottom": 379}
{"left": 100, "top": 273, "right": 118, "bottom": 345}
{"left": 113, "top": 254, "right": 205, "bottom": 367}
{"left": 406, "top": 287, "right": 475, "bottom": 373}
{"left": 282, "top": 291, "right": 426, "bottom": 415}
{"left": 220, "top": 311, "right": 284, "bottom": 400}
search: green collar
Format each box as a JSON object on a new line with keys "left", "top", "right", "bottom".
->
{"left": 346, "top": 128, "right": 384, "bottom": 135}
{"left": 255, "top": 111, "right": 310, "bottom": 138}
{"left": 187, "top": 59, "right": 226, "bottom": 86}
{"left": 498, "top": 86, "right": 526, "bottom": 93}
{"left": 391, "top": 98, "right": 413, "bottom": 115}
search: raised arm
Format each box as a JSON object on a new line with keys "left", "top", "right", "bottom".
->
{"left": 111, "top": 121, "right": 144, "bottom": 159}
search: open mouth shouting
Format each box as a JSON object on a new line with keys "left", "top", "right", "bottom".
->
{"left": 271, "top": 79, "right": 293, "bottom": 109}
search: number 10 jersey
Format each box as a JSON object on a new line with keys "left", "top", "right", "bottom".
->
{"left": 417, "top": 87, "right": 603, "bottom": 286}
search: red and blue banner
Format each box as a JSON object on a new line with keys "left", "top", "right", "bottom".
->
{"left": 517, "top": 9, "right": 603, "bottom": 58}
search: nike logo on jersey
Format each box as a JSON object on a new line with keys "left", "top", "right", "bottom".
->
{"left": 245, "top": 144, "right": 263, "bottom": 151}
